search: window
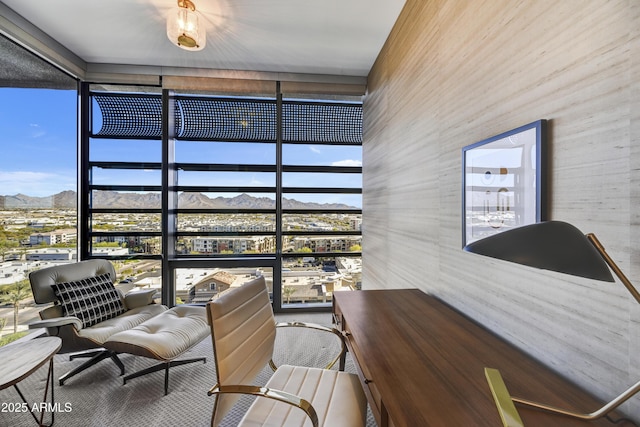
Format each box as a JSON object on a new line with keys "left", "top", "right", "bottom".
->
{"left": 0, "top": 35, "right": 78, "bottom": 342}
{"left": 280, "top": 98, "right": 363, "bottom": 302}
{"left": 84, "top": 90, "right": 164, "bottom": 303}
{"left": 83, "top": 86, "right": 361, "bottom": 311}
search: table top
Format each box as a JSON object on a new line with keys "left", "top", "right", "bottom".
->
{"left": 333, "top": 289, "right": 633, "bottom": 427}
{"left": 0, "top": 336, "right": 62, "bottom": 390}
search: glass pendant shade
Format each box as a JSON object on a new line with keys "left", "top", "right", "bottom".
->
{"left": 167, "top": 0, "right": 206, "bottom": 51}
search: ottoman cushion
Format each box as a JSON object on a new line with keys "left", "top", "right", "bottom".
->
{"left": 79, "top": 303, "right": 167, "bottom": 346}
{"left": 104, "top": 305, "right": 209, "bottom": 361}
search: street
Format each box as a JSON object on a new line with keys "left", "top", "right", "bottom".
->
{"left": 0, "top": 300, "right": 43, "bottom": 337}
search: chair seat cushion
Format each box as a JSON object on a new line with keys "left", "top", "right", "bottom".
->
{"left": 240, "top": 365, "right": 367, "bottom": 427}
{"left": 78, "top": 303, "right": 167, "bottom": 345}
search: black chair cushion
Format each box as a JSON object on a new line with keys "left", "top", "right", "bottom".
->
{"left": 51, "top": 273, "right": 126, "bottom": 329}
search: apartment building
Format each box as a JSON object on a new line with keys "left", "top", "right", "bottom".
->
{"left": 192, "top": 236, "right": 276, "bottom": 254}
{"left": 28, "top": 229, "right": 76, "bottom": 246}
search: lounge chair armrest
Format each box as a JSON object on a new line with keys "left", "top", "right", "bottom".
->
{"left": 29, "top": 316, "right": 82, "bottom": 331}
{"left": 124, "top": 289, "right": 157, "bottom": 309}
{"left": 208, "top": 384, "right": 319, "bottom": 427}
{"left": 271, "top": 321, "right": 346, "bottom": 371}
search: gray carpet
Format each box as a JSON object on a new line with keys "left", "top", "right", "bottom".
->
{"left": 0, "top": 312, "right": 376, "bottom": 427}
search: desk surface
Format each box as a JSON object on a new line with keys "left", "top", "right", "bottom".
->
{"left": 333, "top": 289, "right": 634, "bottom": 427}
{"left": 0, "top": 336, "right": 62, "bottom": 390}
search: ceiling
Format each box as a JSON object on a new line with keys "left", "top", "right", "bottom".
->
{"left": 0, "top": 0, "right": 406, "bottom": 84}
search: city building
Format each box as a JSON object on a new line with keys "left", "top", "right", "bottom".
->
{"left": 1, "top": 0, "right": 639, "bottom": 424}
{"left": 188, "top": 270, "right": 237, "bottom": 303}
{"left": 25, "top": 249, "right": 74, "bottom": 261}
{"left": 29, "top": 229, "right": 76, "bottom": 246}
{"left": 192, "top": 236, "right": 276, "bottom": 254}
{"left": 291, "top": 236, "right": 362, "bottom": 253}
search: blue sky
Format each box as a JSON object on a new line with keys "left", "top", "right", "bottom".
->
{"left": 0, "top": 88, "right": 362, "bottom": 207}
{"left": 0, "top": 88, "right": 77, "bottom": 197}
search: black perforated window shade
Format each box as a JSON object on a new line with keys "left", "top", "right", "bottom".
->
{"left": 92, "top": 94, "right": 362, "bottom": 144}
{"left": 177, "top": 98, "right": 277, "bottom": 141}
{"left": 282, "top": 102, "right": 362, "bottom": 144}
{"left": 94, "top": 94, "right": 164, "bottom": 138}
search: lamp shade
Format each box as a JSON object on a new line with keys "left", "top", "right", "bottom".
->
{"left": 167, "top": 0, "right": 206, "bottom": 51}
{"left": 463, "top": 221, "right": 614, "bottom": 282}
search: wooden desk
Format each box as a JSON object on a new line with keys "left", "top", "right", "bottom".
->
{"left": 333, "top": 289, "right": 634, "bottom": 427}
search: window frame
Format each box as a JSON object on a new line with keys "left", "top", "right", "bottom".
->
{"left": 80, "top": 83, "right": 362, "bottom": 312}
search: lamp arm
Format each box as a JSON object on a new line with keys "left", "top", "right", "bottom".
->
{"left": 506, "top": 234, "right": 640, "bottom": 422}
{"left": 587, "top": 234, "right": 640, "bottom": 305}
{"left": 512, "top": 378, "right": 640, "bottom": 421}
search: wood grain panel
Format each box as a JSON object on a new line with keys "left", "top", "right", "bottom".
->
{"left": 335, "top": 290, "right": 634, "bottom": 427}
{"left": 363, "top": 0, "right": 640, "bottom": 420}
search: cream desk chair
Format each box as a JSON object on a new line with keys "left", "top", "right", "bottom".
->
{"left": 206, "top": 276, "right": 367, "bottom": 427}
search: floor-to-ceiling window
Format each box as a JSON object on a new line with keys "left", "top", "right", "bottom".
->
{"left": 279, "top": 95, "right": 363, "bottom": 307}
{"left": 0, "top": 35, "right": 78, "bottom": 343}
{"left": 83, "top": 88, "right": 164, "bottom": 302}
{"left": 83, "top": 85, "right": 362, "bottom": 311}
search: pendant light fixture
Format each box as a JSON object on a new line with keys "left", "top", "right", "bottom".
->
{"left": 167, "top": 0, "right": 206, "bottom": 51}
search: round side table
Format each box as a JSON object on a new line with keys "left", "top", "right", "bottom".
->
{"left": 0, "top": 336, "right": 62, "bottom": 426}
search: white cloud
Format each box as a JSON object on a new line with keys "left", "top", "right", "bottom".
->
{"left": 29, "top": 123, "right": 46, "bottom": 138}
{"left": 331, "top": 159, "right": 362, "bottom": 167}
{"left": 250, "top": 175, "right": 267, "bottom": 186}
{"left": 309, "top": 146, "right": 322, "bottom": 154}
{"left": 0, "top": 171, "right": 75, "bottom": 197}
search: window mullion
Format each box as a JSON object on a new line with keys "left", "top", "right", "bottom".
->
{"left": 274, "top": 81, "right": 284, "bottom": 311}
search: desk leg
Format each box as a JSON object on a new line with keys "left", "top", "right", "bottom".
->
{"left": 14, "top": 358, "right": 55, "bottom": 427}
{"left": 380, "top": 401, "right": 389, "bottom": 427}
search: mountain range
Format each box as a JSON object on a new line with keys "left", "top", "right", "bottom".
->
{"left": 0, "top": 191, "right": 357, "bottom": 210}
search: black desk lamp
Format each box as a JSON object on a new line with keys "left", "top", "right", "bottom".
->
{"left": 464, "top": 221, "right": 640, "bottom": 423}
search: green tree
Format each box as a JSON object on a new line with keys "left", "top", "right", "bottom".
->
{"left": 0, "top": 239, "right": 18, "bottom": 261}
{"left": 95, "top": 241, "right": 121, "bottom": 247}
{"left": 282, "top": 286, "right": 296, "bottom": 304}
{"left": 0, "top": 317, "right": 6, "bottom": 334}
{"left": 0, "top": 279, "right": 32, "bottom": 334}
{"left": 18, "top": 245, "right": 29, "bottom": 261}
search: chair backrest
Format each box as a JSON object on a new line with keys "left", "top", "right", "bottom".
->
{"left": 29, "top": 259, "right": 117, "bottom": 305}
{"left": 207, "top": 276, "right": 276, "bottom": 426}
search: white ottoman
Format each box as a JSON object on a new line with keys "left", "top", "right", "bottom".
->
{"left": 104, "top": 305, "right": 209, "bottom": 395}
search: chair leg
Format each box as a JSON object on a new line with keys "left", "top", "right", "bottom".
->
{"left": 110, "top": 352, "right": 126, "bottom": 375}
{"left": 59, "top": 349, "right": 124, "bottom": 386}
{"left": 123, "top": 357, "right": 207, "bottom": 395}
{"left": 68, "top": 348, "right": 106, "bottom": 361}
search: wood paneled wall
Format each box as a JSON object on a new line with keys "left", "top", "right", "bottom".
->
{"left": 364, "top": 0, "right": 640, "bottom": 419}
